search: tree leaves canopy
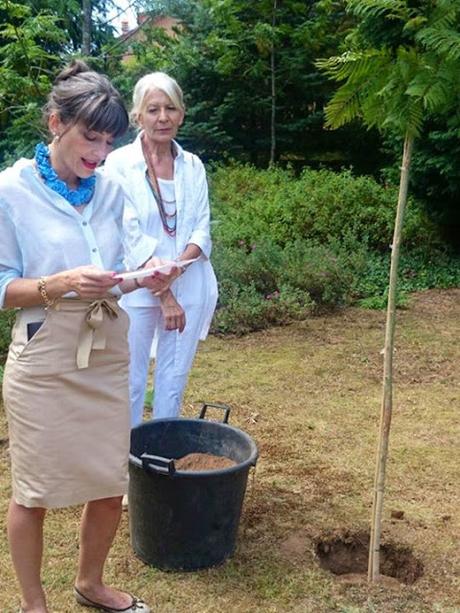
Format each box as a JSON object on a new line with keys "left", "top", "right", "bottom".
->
{"left": 317, "top": 0, "right": 460, "bottom": 138}
{"left": 0, "top": 0, "right": 120, "bottom": 165}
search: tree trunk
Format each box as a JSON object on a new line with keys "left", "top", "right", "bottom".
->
{"left": 269, "top": 0, "right": 277, "bottom": 166}
{"left": 82, "top": 0, "right": 92, "bottom": 56}
{"left": 368, "top": 132, "right": 414, "bottom": 582}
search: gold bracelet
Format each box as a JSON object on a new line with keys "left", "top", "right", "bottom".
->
{"left": 37, "top": 276, "right": 54, "bottom": 307}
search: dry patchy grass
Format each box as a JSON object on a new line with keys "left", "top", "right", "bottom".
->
{"left": 0, "top": 289, "right": 459, "bottom": 612}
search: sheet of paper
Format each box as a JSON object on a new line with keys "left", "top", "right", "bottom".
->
{"left": 116, "top": 258, "right": 199, "bottom": 281}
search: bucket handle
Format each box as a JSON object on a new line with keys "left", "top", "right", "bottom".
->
{"left": 199, "top": 402, "right": 231, "bottom": 423}
{"left": 141, "top": 453, "right": 176, "bottom": 477}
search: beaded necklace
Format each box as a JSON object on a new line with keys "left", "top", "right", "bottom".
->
{"left": 35, "top": 142, "right": 96, "bottom": 206}
{"left": 141, "top": 135, "right": 176, "bottom": 237}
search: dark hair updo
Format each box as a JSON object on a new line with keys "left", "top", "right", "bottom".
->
{"left": 44, "top": 59, "right": 129, "bottom": 138}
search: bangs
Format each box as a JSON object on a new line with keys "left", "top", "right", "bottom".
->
{"left": 77, "top": 94, "right": 129, "bottom": 138}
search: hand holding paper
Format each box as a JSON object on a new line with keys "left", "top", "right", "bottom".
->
{"left": 116, "top": 258, "right": 199, "bottom": 282}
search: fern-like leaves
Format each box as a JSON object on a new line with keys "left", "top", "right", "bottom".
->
{"left": 317, "top": 0, "right": 460, "bottom": 137}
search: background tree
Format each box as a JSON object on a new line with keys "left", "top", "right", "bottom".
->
{"left": 0, "top": 0, "right": 119, "bottom": 167}
{"left": 26, "top": 0, "right": 118, "bottom": 53}
{"left": 383, "top": 116, "right": 460, "bottom": 249}
{"left": 82, "top": 0, "right": 92, "bottom": 55}
{"left": 115, "top": 0, "right": 387, "bottom": 171}
{"left": 0, "top": 1, "right": 64, "bottom": 164}
{"left": 317, "top": 0, "right": 460, "bottom": 581}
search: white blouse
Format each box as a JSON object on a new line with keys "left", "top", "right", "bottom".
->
{"left": 0, "top": 158, "right": 157, "bottom": 309}
{"left": 104, "top": 135, "right": 218, "bottom": 338}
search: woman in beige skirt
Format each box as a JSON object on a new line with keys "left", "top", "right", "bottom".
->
{"left": 0, "top": 61, "right": 173, "bottom": 613}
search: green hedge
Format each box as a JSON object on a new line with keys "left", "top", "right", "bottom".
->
{"left": 208, "top": 163, "right": 458, "bottom": 334}
{"left": 210, "top": 164, "right": 440, "bottom": 251}
{"left": 210, "top": 239, "right": 460, "bottom": 334}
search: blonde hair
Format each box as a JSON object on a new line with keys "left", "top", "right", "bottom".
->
{"left": 130, "top": 72, "right": 185, "bottom": 126}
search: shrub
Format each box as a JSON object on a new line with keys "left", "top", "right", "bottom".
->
{"left": 211, "top": 282, "right": 315, "bottom": 336}
{"left": 210, "top": 163, "right": 440, "bottom": 251}
{"left": 211, "top": 239, "right": 460, "bottom": 332}
{"left": 210, "top": 238, "right": 367, "bottom": 334}
{"left": 352, "top": 248, "right": 460, "bottom": 307}
{"left": 278, "top": 240, "right": 361, "bottom": 307}
{"left": 206, "top": 163, "right": 459, "bottom": 334}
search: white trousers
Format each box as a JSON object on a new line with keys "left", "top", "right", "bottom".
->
{"left": 124, "top": 305, "right": 203, "bottom": 426}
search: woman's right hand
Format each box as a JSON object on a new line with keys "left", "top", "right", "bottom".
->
{"left": 58, "top": 265, "right": 120, "bottom": 299}
{"left": 159, "top": 290, "right": 186, "bottom": 332}
{"left": 3, "top": 266, "right": 119, "bottom": 309}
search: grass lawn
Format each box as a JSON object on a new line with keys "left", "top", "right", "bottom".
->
{"left": 0, "top": 289, "right": 458, "bottom": 612}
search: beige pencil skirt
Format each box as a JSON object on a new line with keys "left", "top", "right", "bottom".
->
{"left": 2, "top": 298, "right": 131, "bottom": 509}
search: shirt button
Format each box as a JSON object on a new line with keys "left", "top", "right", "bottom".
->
{"left": 82, "top": 221, "right": 88, "bottom": 226}
{"left": 92, "top": 248, "right": 97, "bottom": 252}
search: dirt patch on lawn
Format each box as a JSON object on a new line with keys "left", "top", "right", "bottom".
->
{"left": 408, "top": 287, "right": 460, "bottom": 315}
{"left": 315, "top": 530, "right": 424, "bottom": 585}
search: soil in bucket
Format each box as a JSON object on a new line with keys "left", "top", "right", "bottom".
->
{"left": 175, "top": 452, "right": 237, "bottom": 471}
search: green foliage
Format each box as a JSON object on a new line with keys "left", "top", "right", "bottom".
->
{"left": 382, "top": 117, "right": 460, "bottom": 247}
{"left": 210, "top": 231, "right": 367, "bottom": 334}
{"left": 210, "top": 163, "right": 437, "bottom": 251}
{"left": 353, "top": 247, "right": 460, "bottom": 307}
{"left": 0, "top": 0, "right": 125, "bottom": 166}
{"left": 414, "top": 0, "right": 460, "bottom": 61}
{"left": 0, "top": 310, "right": 15, "bottom": 362}
{"left": 279, "top": 240, "right": 359, "bottom": 307}
{"left": 317, "top": 0, "right": 460, "bottom": 138}
{"left": 0, "top": 2, "right": 65, "bottom": 164}
{"left": 358, "top": 290, "right": 409, "bottom": 310}
{"left": 208, "top": 163, "right": 459, "bottom": 333}
{"left": 211, "top": 273, "right": 316, "bottom": 336}
{"left": 212, "top": 282, "right": 315, "bottom": 336}
{"left": 112, "top": 0, "right": 385, "bottom": 172}
{"left": 210, "top": 230, "right": 460, "bottom": 332}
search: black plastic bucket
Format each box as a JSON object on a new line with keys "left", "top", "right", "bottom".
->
{"left": 128, "top": 403, "right": 258, "bottom": 571}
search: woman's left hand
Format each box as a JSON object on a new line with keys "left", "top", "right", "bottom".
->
{"left": 159, "top": 290, "right": 186, "bottom": 332}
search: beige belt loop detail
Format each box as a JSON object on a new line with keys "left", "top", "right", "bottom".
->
{"left": 76, "top": 299, "right": 118, "bottom": 369}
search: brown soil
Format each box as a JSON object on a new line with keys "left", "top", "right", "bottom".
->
{"left": 315, "top": 531, "right": 424, "bottom": 585}
{"left": 175, "top": 452, "right": 237, "bottom": 471}
{"left": 334, "top": 573, "right": 402, "bottom": 588}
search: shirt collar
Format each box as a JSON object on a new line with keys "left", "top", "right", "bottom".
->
{"left": 132, "top": 132, "right": 184, "bottom": 168}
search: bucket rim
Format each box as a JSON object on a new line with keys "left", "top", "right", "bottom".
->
{"left": 129, "top": 417, "right": 258, "bottom": 477}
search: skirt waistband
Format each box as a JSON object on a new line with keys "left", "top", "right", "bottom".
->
{"left": 19, "top": 295, "right": 119, "bottom": 316}
{"left": 18, "top": 297, "right": 121, "bottom": 370}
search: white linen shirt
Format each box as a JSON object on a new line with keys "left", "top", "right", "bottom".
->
{"left": 104, "top": 135, "right": 218, "bottom": 338}
{"left": 0, "top": 158, "right": 157, "bottom": 309}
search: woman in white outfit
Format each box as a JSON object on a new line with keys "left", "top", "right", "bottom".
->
{"left": 105, "top": 73, "right": 218, "bottom": 425}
